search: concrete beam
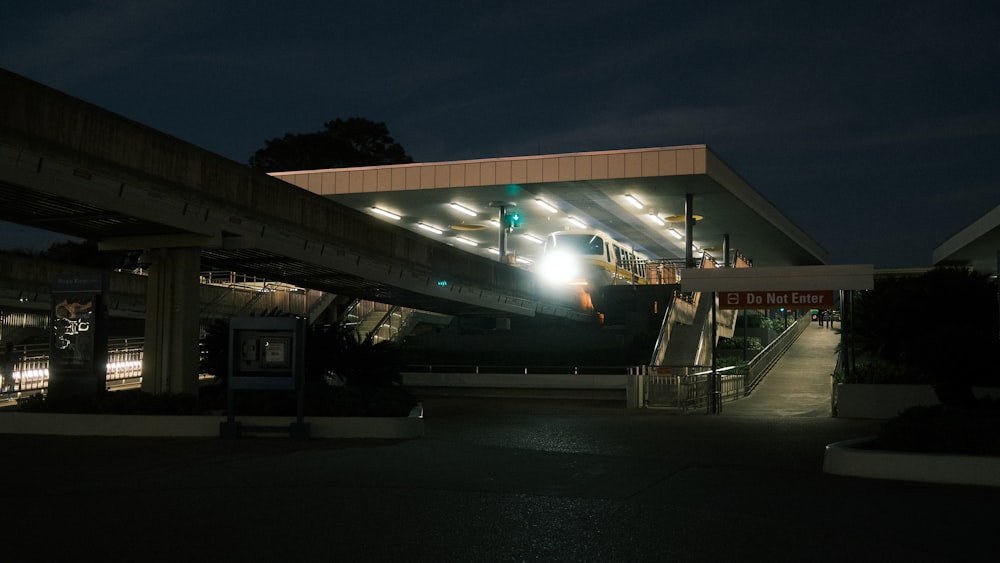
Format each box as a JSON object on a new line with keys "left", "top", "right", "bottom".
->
{"left": 680, "top": 264, "right": 874, "bottom": 292}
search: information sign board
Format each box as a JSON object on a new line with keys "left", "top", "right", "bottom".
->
{"left": 718, "top": 290, "right": 834, "bottom": 309}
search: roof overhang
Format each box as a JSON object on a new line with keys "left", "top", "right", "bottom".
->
{"left": 933, "top": 203, "right": 1000, "bottom": 274}
{"left": 271, "top": 146, "right": 828, "bottom": 268}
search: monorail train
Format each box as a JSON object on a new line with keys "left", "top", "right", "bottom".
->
{"left": 536, "top": 229, "right": 649, "bottom": 289}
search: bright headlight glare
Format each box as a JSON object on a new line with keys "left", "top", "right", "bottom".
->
{"left": 537, "top": 250, "right": 579, "bottom": 285}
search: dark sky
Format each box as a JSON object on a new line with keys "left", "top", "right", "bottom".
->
{"left": 2, "top": 0, "right": 998, "bottom": 268}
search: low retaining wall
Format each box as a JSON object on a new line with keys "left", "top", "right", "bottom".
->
{"left": 0, "top": 406, "right": 424, "bottom": 439}
{"left": 835, "top": 384, "right": 1000, "bottom": 419}
{"left": 824, "top": 437, "right": 1000, "bottom": 488}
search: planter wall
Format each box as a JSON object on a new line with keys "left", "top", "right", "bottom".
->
{"left": 0, "top": 407, "right": 424, "bottom": 439}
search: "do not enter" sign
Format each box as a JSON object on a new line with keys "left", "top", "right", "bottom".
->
{"left": 718, "top": 290, "right": 834, "bottom": 309}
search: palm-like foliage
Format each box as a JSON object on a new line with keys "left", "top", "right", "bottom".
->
{"left": 845, "top": 267, "right": 999, "bottom": 400}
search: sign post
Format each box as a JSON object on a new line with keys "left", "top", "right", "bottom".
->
{"left": 48, "top": 274, "right": 108, "bottom": 403}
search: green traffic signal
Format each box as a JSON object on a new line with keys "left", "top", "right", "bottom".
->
{"left": 503, "top": 210, "right": 522, "bottom": 229}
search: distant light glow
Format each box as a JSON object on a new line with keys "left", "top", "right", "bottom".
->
{"left": 371, "top": 207, "right": 401, "bottom": 220}
{"left": 535, "top": 198, "right": 558, "bottom": 213}
{"left": 417, "top": 222, "right": 444, "bottom": 235}
{"left": 624, "top": 194, "right": 644, "bottom": 209}
{"left": 449, "top": 202, "right": 478, "bottom": 217}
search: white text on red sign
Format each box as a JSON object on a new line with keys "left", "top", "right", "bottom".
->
{"left": 718, "top": 290, "right": 834, "bottom": 309}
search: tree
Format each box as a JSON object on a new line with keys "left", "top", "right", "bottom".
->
{"left": 844, "top": 267, "right": 999, "bottom": 403}
{"left": 248, "top": 117, "right": 414, "bottom": 172}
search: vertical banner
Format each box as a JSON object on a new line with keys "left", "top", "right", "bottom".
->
{"left": 49, "top": 274, "right": 108, "bottom": 401}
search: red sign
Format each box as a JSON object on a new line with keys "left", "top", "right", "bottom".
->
{"left": 718, "top": 290, "right": 834, "bottom": 309}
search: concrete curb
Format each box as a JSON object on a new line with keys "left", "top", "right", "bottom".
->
{"left": 0, "top": 405, "right": 424, "bottom": 439}
{"left": 823, "top": 437, "right": 1000, "bottom": 488}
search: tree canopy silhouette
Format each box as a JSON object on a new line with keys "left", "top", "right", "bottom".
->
{"left": 248, "top": 117, "right": 413, "bottom": 172}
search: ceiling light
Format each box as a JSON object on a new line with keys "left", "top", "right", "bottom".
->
{"left": 487, "top": 247, "right": 501, "bottom": 255}
{"left": 449, "top": 202, "right": 478, "bottom": 217}
{"left": 371, "top": 207, "right": 401, "bottom": 220}
{"left": 417, "top": 222, "right": 444, "bottom": 235}
{"left": 522, "top": 234, "right": 544, "bottom": 244}
{"left": 668, "top": 228, "right": 683, "bottom": 240}
{"left": 648, "top": 214, "right": 665, "bottom": 226}
{"left": 515, "top": 256, "right": 532, "bottom": 265}
{"left": 535, "top": 198, "right": 558, "bottom": 213}
{"left": 454, "top": 236, "right": 478, "bottom": 246}
{"left": 624, "top": 194, "right": 644, "bottom": 209}
{"left": 568, "top": 216, "right": 587, "bottom": 229}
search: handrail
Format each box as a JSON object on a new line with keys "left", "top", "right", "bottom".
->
{"left": 744, "top": 315, "right": 809, "bottom": 394}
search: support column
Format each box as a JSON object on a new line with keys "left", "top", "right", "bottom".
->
{"left": 685, "top": 194, "right": 695, "bottom": 268}
{"left": 141, "top": 247, "right": 201, "bottom": 396}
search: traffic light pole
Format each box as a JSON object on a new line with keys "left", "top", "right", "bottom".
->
{"left": 490, "top": 201, "right": 516, "bottom": 263}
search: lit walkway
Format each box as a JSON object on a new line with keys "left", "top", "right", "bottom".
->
{"left": 723, "top": 320, "right": 841, "bottom": 417}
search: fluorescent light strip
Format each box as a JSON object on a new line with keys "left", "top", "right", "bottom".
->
{"left": 454, "top": 236, "right": 478, "bottom": 246}
{"left": 522, "top": 234, "right": 544, "bottom": 244}
{"left": 515, "top": 256, "right": 532, "bottom": 265}
{"left": 568, "top": 216, "right": 587, "bottom": 229}
{"left": 449, "top": 202, "right": 478, "bottom": 217}
{"left": 417, "top": 222, "right": 444, "bottom": 235}
{"left": 535, "top": 198, "right": 558, "bottom": 213}
{"left": 371, "top": 207, "right": 401, "bottom": 220}
{"left": 648, "top": 214, "right": 665, "bottom": 226}
{"left": 487, "top": 247, "right": 501, "bottom": 255}
{"left": 668, "top": 228, "right": 683, "bottom": 240}
{"left": 624, "top": 194, "right": 644, "bottom": 209}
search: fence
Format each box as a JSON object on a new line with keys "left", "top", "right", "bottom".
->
{"left": 6, "top": 338, "right": 144, "bottom": 396}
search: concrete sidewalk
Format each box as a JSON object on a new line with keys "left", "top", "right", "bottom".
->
{"left": 723, "top": 320, "right": 841, "bottom": 417}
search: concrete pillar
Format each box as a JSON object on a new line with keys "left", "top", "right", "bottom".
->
{"left": 141, "top": 247, "right": 201, "bottom": 396}
{"left": 685, "top": 194, "right": 695, "bottom": 268}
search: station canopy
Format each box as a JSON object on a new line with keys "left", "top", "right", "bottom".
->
{"left": 272, "top": 145, "right": 828, "bottom": 269}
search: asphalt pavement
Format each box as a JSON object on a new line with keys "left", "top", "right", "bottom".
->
{"left": 3, "top": 321, "right": 996, "bottom": 562}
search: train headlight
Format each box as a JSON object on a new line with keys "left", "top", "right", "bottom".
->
{"left": 537, "top": 250, "right": 580, "bottom": 285}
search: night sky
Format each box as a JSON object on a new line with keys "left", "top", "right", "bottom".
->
{"left": 2, "top": 0, "right": 998, "bottom": 268}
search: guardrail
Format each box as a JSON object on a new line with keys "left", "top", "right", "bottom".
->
{"left": 6, "top": 338, "right": 144, "bottom": 396}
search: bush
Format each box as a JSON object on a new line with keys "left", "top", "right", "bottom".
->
{"left": 874, "top": 396, "right": 1000, "bottom": 455}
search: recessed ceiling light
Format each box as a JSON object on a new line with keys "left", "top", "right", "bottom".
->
{"left": 371, "top": 207, "right": 401, "bottom": 220}
{"left": 417, "top": 222, "right": 444, "bottom": 235}
{"left": 535, "top": 199, "right": 558, "bottom": 213}
{"left": 449, "top": 202, "right": 478, "bottom": 217}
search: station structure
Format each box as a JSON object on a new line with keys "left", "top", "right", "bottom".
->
{"left": 0, "top": 67, "right": 912, "bottom": 402}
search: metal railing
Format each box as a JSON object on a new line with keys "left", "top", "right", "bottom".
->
{"left": 641, "top": 366, "right": 745, "bottom": 410}
{"left": 5, "top": 338, "right": 144, "bottom": 396}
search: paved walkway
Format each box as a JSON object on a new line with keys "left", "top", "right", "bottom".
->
{"left": 723, "top": 320, "right": 841, "bottom": 417}
{"left": 4, "top": 320, "right": 997, "bottom": 562}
